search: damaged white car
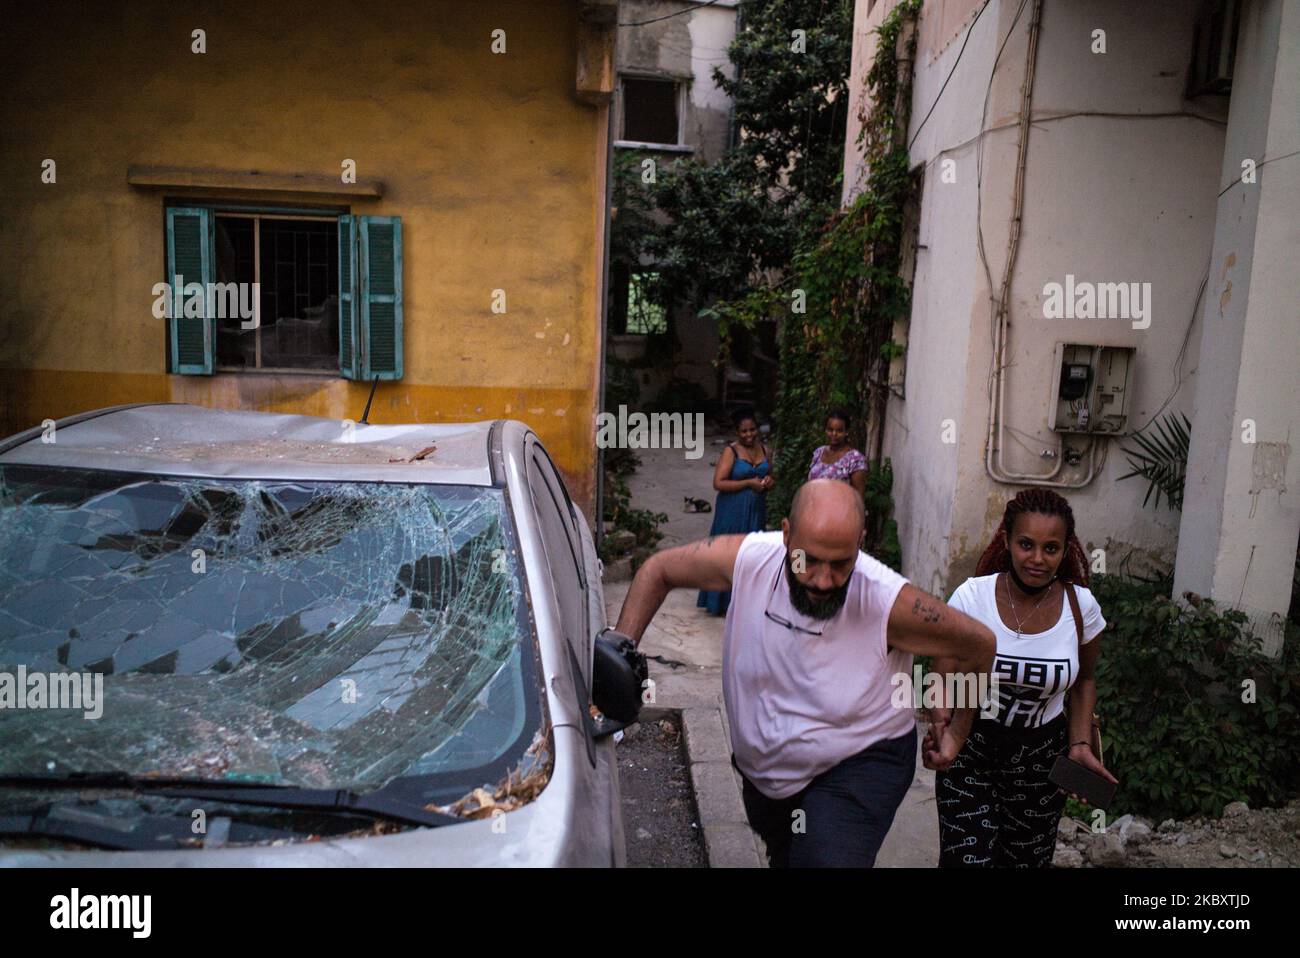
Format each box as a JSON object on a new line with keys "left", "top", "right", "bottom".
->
{"left": 0, "top": 403, "right": 644, "bottom": 866}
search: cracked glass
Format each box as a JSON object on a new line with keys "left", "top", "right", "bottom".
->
{"left": 0, "top": 464, "right": 539, "bottom": 795}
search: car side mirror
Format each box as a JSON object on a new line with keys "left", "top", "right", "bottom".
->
{"left": 591, "top": 630, "right": 647, "bottom": 734}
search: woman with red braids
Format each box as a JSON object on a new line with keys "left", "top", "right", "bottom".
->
{"left": 926, "top": 489, "right": 1117, "bottom": 867}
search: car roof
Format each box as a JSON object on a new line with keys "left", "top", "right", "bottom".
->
{"left": 0, "top": 403, "right": 501, "bottom": 485}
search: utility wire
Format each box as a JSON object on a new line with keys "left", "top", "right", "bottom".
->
{"left": 1125, "top": 264, "right": 1208, "bottom": 438}
{"left": 923, "top": 110, "right": 1226, "bottom": 176}
{"left": 908, "top": 0, "right": 993, "bottom": 150}
{"left": 977, "top": 0, "right": 1031, "bottom": 372}
{"left": 620, "top": 0, "right": 726, "bottom": 27}
{"left": 1216, "top": 147, "right": 1300, "bottom": 197}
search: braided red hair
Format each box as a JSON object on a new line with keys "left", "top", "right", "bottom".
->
{"left": 975, "top": 489, "right": 1090, "bottom": 587}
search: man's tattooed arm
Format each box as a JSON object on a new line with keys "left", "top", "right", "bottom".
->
{"left": 614, "top": 534, "right": 746, "bottom": 645}
{"left": 911, "top": 595, "right": 943, "bottom": 624}
{"left": 887, "top": 583, "right": 995, "bottom": 673}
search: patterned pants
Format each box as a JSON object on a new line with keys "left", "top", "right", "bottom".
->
{"left": 936, "top": 715, "right": 1068, "bottom": 867}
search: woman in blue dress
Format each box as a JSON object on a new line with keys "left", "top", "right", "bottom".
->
{"left": 697, "top": 409, "right": 773, "bottom": 616}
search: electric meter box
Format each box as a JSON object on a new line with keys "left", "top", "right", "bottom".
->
{"left": 1049, "top": 343, "right": 1136, "bottom": 435}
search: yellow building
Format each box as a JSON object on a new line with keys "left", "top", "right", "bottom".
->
{"left": 0, "top": 0, "right": 616, "bottom": 514}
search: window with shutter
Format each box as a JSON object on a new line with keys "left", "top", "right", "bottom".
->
{"left": 166, "top": 207, "right": 213, "bottom": 374}
{"left": 358, "top": 216, "right": 403, "bottom": 380}
{"left": 339, "top": 214, "right": 359, "bottom": 379}
{"left": 213, "top": 214, "right": 338, "bottom": 371}
{"left": 160, "top": 203, "right": 400, "bottom": 381}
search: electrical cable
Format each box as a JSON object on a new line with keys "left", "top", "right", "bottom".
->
{"left": 1125, "top": 262, "right": 1208, "bottom": 437}
{"left": 1216, "top": 147, "right": 1300, "bottom": 197}
{"left": 908, "top": 0, "right": 993, "bottom": 151}
{"left": 921, "top": 109, "right": 1226, "bottom": 184}
{"left": 620, "top": 0, "right": 726, "bottom": 28}
{"left": 978, "top": 0, "right": 1031, "bottom": 373}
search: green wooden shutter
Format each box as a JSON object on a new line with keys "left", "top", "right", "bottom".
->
{"left": 338, "top": 215, "right": 360, "bottom": 379}
{"left": 166, "top": 207, "right": 213, "bottom": 374}
{"left": 359, "top": 216, "right": 403, "bottom": 380}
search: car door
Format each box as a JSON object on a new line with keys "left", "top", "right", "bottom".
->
{"left": 523, "top": 432, "right": 624, "bottom": 864}
{"left": 525, "top": 436, "right": 595, "bottom": 765}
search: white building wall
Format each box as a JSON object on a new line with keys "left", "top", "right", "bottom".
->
{"left": 1174, "top": 0, "right": 1300, "bottom": 654}
{"left": 685, "top": 2, "right": 741, "bottom": 153}
{"left": 847, "top": 0, "right": 1232, "bottom": 594}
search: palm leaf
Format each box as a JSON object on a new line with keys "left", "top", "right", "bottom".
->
{"left": 1117, "top": 412, "right": 1191, "bottom": 510}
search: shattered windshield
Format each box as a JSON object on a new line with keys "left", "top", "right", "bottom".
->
{"left": 0, "top": 465, "right": 541, "bottom": 797}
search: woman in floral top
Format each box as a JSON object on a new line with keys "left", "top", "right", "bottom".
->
{"left": 807, "top": 409, "right": 867, "bottom": 495}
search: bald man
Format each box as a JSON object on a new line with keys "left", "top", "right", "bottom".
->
{"left": 612, "top": 478, "right": 995, "bottom": 867}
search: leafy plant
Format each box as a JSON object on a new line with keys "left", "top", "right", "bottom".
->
{"left": 1090, "top": 574, "right": 1300, "bottom": 820}
{"left": 599, "top": 451, "right": 666, "bottom": 564}
{"left": 602, "top": 0, "right": 921, "bottom": 571}
{"left": 748, "top": 0, "right": 922, "bottom": 549}
{"left": 603, "top": 356, "right": 641, "bottom": 414}
{"left": 609, "top": 150, "right": 662, "bottom": 285}
{"left": 864, "top": 457, "right": 901, "bottom": 570}
{"left": 1117, "top": 411, "right": 1191, "bottom": 510}
{"left": 608, "top": 0, "right": 859, "bottom": 337}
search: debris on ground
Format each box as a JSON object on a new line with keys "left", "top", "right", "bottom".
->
{"left": 618, "top": 718, "right": 705, "bottom": 868}
{"left": 1054, "top": 798, "right": 1300, "bottom": 867}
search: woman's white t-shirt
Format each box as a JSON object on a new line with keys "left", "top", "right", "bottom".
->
{"left": 947, "top": 574, "right": 1106, "bottom": 729}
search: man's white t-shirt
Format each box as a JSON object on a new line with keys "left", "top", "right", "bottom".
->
{"left": 722, "top": 531, "right": 914, "bottom": 800}
{"left": 947, "top": 573, "right": 1106, "bottom": 730}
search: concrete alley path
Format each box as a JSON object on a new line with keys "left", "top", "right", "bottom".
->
{"left": 602, "top": 433, "right": 939, "bottom": 867}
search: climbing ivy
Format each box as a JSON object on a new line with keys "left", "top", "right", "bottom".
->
{"left": 608, "top": 0, "right": 922, "bottom": 570}
{"left": 714, "top": 0, "right": 922, "bottom": 566}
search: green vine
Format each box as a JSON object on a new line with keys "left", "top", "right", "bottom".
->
{"left": 713, "top": 0, "right": 922, "bottom": 568}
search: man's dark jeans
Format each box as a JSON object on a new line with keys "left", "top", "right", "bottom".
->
{"left": 734, "top": 730, "right": 917, "bottom": 868}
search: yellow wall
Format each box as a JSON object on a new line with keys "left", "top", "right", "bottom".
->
{"left": 0, "top": 0, "right": 607, "bottom": 512}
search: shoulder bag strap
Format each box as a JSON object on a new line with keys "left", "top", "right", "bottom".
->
{"left": 1065, "top": 581, "right": 1083, "bottom": 644}
{"left": 1065, "top": 582, "right": 1103, "bottom": 763}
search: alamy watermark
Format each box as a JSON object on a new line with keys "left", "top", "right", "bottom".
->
{"left": 891, "top": 664, "right": 1002, "bottom": 719}
{"left": 1042, "top": 274, "right": 1151, "bottom": 329}
{"left": 0, "top": 666, "right": 103, "bottom": 719}
{"left": 151, "top": 277, "right": 259, "bottom": 329}
{"left": 595, "top": 405, "right": 704, "bottom": 460}
{"left": 50, "top": 888, "right": 150, "bottom": 938}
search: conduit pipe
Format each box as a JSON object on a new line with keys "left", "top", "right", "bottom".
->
{"left": 983, "top": 0, "right": 1100, "bottom": 488}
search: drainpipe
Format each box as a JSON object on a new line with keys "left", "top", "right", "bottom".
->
{"left": 595, "top": 83, "right": 616, "bottom": 545}
{"left": 982, "top": 0, "right": 1099, "bottom": 488}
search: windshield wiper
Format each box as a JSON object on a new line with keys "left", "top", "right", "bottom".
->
{"left": 0, "top": 772, "right": 463, "bottom": 830}
{"left": 0, "top": 804, "right": 202, "bottom": 852}
{"left": 148, "top": 784, "right": 463, "bottom": 829}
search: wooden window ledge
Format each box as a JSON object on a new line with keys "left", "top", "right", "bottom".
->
{"left": 128, "top": 165, "right": 383, "bottom": 197}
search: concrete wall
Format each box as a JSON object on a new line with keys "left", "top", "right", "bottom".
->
{"left": 846, "top": 0, "right": 1234, "bottom": 595}
{"left": 0, "top": 0, "right": 609, "bottom": 514}
{"left": 615, "top": 0, "right": 738, "bottom": 162}
{"left": 1174, "top": 0, "right": 1300, "bottom": 653}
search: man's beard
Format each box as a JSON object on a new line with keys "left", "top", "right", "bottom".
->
{"left": 784, "top": 554, "right": 851, "bottom": 621}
